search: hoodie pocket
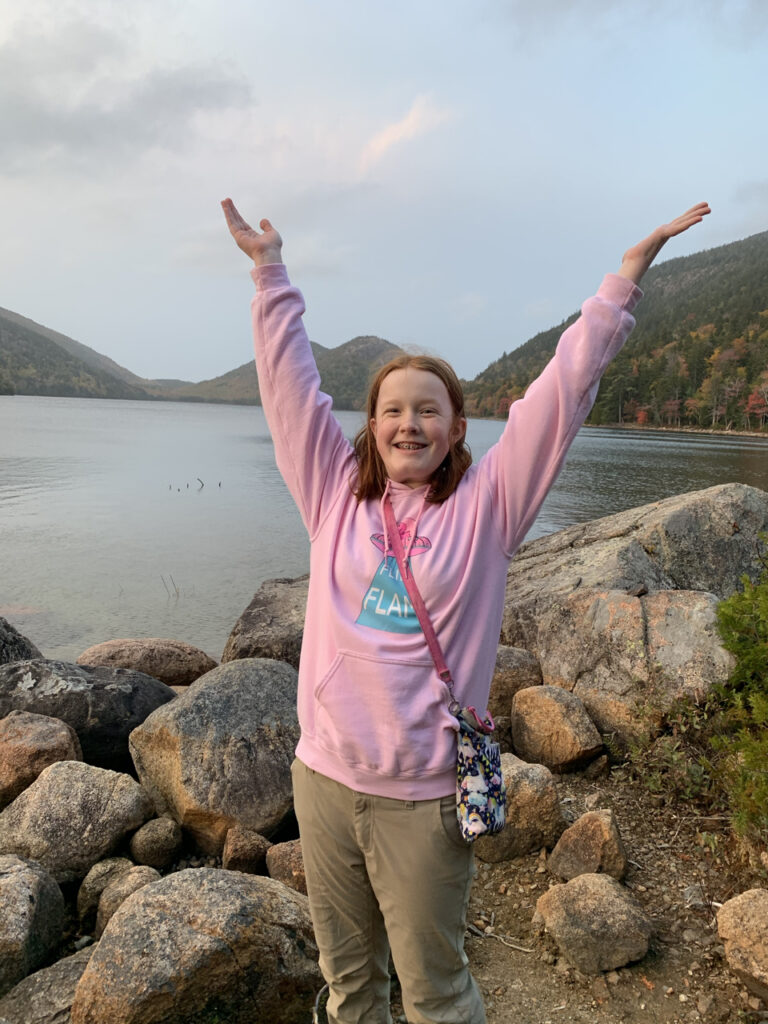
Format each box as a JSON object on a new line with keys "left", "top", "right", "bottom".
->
{"left": 313, "top": 649, "right": 457, "bottom": 777}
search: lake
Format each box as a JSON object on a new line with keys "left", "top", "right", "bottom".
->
{"left": 3, "top": 395, "right": 768, "bottom": 662}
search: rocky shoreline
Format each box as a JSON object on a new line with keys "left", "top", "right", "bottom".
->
{"left": 1, "top": 482, "right": 767, "bottom": 1023}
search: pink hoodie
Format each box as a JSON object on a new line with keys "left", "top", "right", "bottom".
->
{"left": 251, "top": 264, "right": 641, "bottom": 800}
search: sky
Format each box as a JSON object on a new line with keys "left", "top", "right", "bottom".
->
{"left": 1, "top": 0, "right": 767, "bottom": 383}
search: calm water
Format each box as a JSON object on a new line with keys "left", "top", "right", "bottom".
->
{"left": 3, "top": 395, "right": 768, "bottom": 662}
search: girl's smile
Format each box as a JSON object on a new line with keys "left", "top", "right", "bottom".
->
{"left": 371, "top": 367, "right": 467, "bottom": 489}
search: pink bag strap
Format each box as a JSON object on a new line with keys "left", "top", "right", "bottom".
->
{"left": 383, "top": 495, "right": 459, "bottom": 713}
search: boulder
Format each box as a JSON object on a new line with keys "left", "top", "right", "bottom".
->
{"left": 266, "top": 840, "right": 306, "bottom": 895}
{"left": 533, "top": 873, "right": 652, "bottom": 974}
{"left": 537, "top": 588, "right": 734, "bottom": 748}
{"left": 222, "top": 825, "right": 272, "bottom": 874}
{"left": 0, "top": 761, "right": 154, "bottom": 884}
{"left": 547, "top": 809, "right": 628, "bottom": 881}
{"left": 502, "top": 482, "right": 768, "bottom": 652}
{"left": 96, "top": 865, "right": 161, "bottom": 937}
{"left": 510, "top": 685, "right": 602, "bottom": 771}
{"left": 488, "top": 645, "right": 542, "bottom": 752}
{"left": 0, "top": 855, "right": 64, "bottom": 998}
{"left": 0, "top": 660, "right": 176, "bottom": 773}
{"left": 77, "top": 638, "right": 217, "bottom": 687}
{"left": 0, "top": 710, "right": 82, "bottom": 810}
{"left": 474, "top": 753, "right": 566, "bottom": 863}
{"left": 222, "top": 576, "right": 309, "bottom": 666}
{"left": 129, "top": 659, "right": 300, "bottom": 855}
{"left": 717, "top": 888, "right": 768, "bottom": 1000}
{"left": 70, "top": 869, "right": 321, "bottom": 1024}
{"left": 129, "top": 816, "right": 184, "bottom": 869}
{"left": 0, "top": 946, "right": 94, "bottom": 1023}
{"left": 78, "top": 858, "right": 135, "bottom": 933}
{"left": 0, "top": 618, "right": 42, "bottom": 665}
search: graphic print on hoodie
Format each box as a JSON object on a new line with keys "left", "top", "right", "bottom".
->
{"left": 356, "top": 517, "right": 431, "bottom": 633}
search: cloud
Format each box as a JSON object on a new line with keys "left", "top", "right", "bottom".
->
{"left": 358, "top": 95, "right": 455, "bottom": 175}
{"left": 483, "top": 0, "right": 768, "bottom": 42}
{"left": 0, "top": 18, "right": 251, "bottom": 176}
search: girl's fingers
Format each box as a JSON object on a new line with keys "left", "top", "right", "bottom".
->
{"left": 221, "top": 198, "right": 253, "bottom": 234}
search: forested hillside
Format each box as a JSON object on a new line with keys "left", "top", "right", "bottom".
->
{"left": 0, "top": 311, "right": 152, "bottom": 400}
{"left": 463, "top": 230, "right": 768, "bottom": 430}
{"left": 4, "top": 229, "right": 766, "bottom": 421}
{"left": 146, "top": 336, "right": 403, "bottom": 408}
{"left": 0, "top": 299, "right": 401, "bottom": 407}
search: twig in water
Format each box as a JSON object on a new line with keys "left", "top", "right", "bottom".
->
{"left": 197, "top": 477, "right": 204, "bottom": 489}
{"left": 169, "top": 574, "right": 180, "bottom": 597}
{"left": 161, "top": 576, "right": 171, "bottom": 597}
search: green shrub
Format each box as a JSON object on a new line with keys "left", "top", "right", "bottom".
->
{"left": 625, "top": 556, "right": 768, "bottom": 848}
{"left": 714, "top": 564, "right": 768, "bottom": 844}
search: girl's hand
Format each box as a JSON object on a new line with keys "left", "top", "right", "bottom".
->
{"left": 221, "top": 198, "right": 283, "bottom": 266}
{"left": 618, "top": 202, "right": 711, "bottom": 285}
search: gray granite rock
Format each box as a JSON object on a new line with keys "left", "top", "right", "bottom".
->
{"left": 70, "top": 869, "right": 321, "bottom": 1024}
{"left": 0, "top": 618, "right": 42, "bottom": 665}
{"left": 0, "top": 762, "right": 153, "bottom": 884}
{"left": 0, "top": 855, "right": 64, "bottom": 998}
{"left": 129, "top": 658, "right": 299, "bottom": 855}
{"left": 503, "top": 482, "right": 768, "bottom": 651}
{"left": 0, "top": 710, "right": 82, "bottom": 810}
{"left": 533, "top": 873, "right": 652, "bottom": 974}
{"left": 78, "top": 638, "right": 216, "bottom": 687}
{"left": 475, "top": 753, "right": 566, "bottom": 863}
{"left": 0, "top": 660, "right": 175, "bottom": 773}
{"left": 0, "top": 946, "right": 93, "bottom": 1023}
{"left": 510, "top": 685, "right": 602, "bottom": 771}
{"left": 222, "top": 575, "right": 309, "bottom": 667}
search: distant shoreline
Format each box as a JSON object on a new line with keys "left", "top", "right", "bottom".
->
{"left": 466, "top": 412, "right": 768, "bottom": 440}
{"left": 582, "top": 422, "right": 768, "bottom": 440}
{"left": 5, "top": 393, "right": 768, "bottom": 442}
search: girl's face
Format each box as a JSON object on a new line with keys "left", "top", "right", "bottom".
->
{"left": 370, "top": 368, "right": 466, "bottom": 489}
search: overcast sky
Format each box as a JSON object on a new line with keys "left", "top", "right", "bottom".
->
{"left": 1, "top": 0, "right": 767, "bottom": 383}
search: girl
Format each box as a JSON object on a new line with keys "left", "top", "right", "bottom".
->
{"left": 222, "top": 199, "right": 709, "bottom": 1024}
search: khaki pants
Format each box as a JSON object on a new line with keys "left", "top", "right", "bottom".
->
{"left": 292, "top": 759, "right": 486, "bottom": 1024}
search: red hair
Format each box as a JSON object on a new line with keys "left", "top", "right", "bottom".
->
{"left": 352, "top": 354, "right": 471, "bottom": 504}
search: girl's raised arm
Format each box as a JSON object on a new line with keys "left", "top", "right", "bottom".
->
{"left": 221, "top": 198, "right": 283, "bottom": 267}
{"left": 617, "top": 202, "right": 710, "bottom": 284}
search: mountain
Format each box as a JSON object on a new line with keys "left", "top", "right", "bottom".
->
{"left": 144, "top": 336, "right": 403, "bottom": 408}
{"left": 0, "top": 303, "right": 403, "bottom": 409}
{"left": 0, "top": 307, "right": 154, "bottom": 400}
{"left": 463, "top": 230, "right": 768, "bottom": 430}
{"left": 5, "top": 228, "right": 766, "bottom": 424}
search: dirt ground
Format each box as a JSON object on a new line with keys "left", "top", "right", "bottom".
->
{"left": 399, "top": 769, "right": 767, "bottom": 1024}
